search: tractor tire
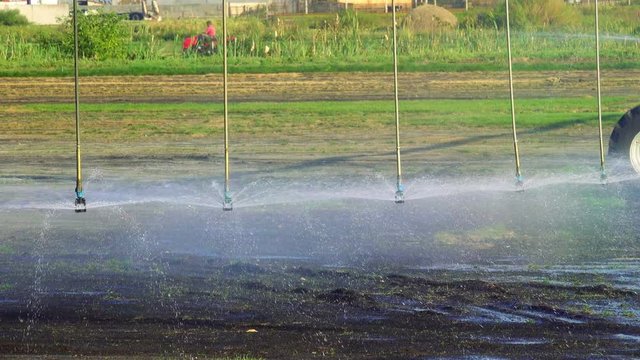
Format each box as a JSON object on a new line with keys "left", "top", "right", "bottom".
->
{"left": 608, "top": 105, "right": 640, "bottom": 174}
{"left": 129, "top": 12, "right": 144, "bottom": 21}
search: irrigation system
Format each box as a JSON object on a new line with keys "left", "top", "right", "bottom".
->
{"left": 65, "top": 2, "right": 628, "bottom": 212}
{"left": 391, "top": 0, "right": 404, "bottom": 204}
{"left": 594, "top": 0, "right": 607, "bottom": 184}
{"left": 73, "top": 0, "right": 86, "bottom": 213}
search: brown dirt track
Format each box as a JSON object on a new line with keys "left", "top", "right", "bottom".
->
{"left": 2, "top": 70, "right": 640, "bottom": 103}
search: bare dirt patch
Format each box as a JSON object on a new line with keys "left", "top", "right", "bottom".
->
{"left": 2, "top": 70, "right": 640, "bottom": 104}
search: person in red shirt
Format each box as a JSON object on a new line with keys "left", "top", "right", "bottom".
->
{"left": 206, "top": 21, "right": 216, "bottom": 38}
{"left": 182, "top": 36, "right": 197, "bottom": 52}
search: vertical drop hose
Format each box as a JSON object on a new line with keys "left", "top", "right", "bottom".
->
{"left": 505, "top": 0, "right": 523, "bottom": 189}
{"left": 73, "top": 0, "right": 86, "bottom": 211}
{"left": 594, "top": 0, "right": 607, "bottom": 183}
{"left": 392, "top": 0, "right": 404, "bottom": 203}
{"left": 222, "top": 0, "right": 232, "bottom": 210}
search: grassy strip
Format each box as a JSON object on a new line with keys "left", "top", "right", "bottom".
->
{"left": 21, "top": 96, "right": 633, "bottom": 128}
{"left": 2, "top": 58, "right": 639, "bottom": 77}
{"left": 3, "top": 97, "right": 634, "bottom": 172}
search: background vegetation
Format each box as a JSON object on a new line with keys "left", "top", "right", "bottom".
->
{"left": 1, "top": 1, "right": 639, "bottom": 75}
{"left": 0, "top": 9, "right": 29, "bottom": 26}
{"left": 60, "top": 12, "right": 130, "bottom": 59}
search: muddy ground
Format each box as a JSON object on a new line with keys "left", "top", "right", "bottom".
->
{"left": 0, "top": 254, "right": 639, "bottom": 359}
{"left": 2, "top": 70, "right": 640, "bottom": 103}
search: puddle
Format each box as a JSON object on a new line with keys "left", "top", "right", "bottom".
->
{"left": 613, "top": 334, "right": 640, "bottom": 343}
{"left": 475, "top": 335, "right": 547, "bottom": 345}
{"left": 358, "top": 336, "right": 396, "bottom": 342}
{"left": 103, "top": 299, "right": 136, "bottom": 305}
{"left": 250, "top": 255, "right": 312, "bottom": 261}
{"left": 61, "top": 291, "right": 108, "bottom": 297}
{"left": 428, "top": 356, "right": 510, "bottom": 360}
{"left": 413, "top": 307, "right": 450, "bottom": 315}
{"left": 515, "top": 309, "right": 584, "bottom": 324}
{"left": 571, "top": 300, "right": 640, "bottom": 325}
{"left": 374, "top": 295, "right": 425, "bottom": 314}
{"left": 342, "top": 314, "right": 387, "bottom": 323}
{"left": 417, "top": 259, "right": 640, "bottom": 295}
{"left": 457, "top": 306, "right": 531, "bottom": 324}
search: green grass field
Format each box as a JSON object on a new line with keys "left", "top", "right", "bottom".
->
{"left": 2, "top": 96, "right": 633, "bottom": 177}
{"left": 9, "top": 96, "right": 632, "bottom": 141}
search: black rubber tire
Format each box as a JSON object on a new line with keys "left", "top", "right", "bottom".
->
{"left": 608, "top": 105, "right": 640, "bottom": 172}
{"left": 129, "top": 12, "right": 144, "bottom": 21}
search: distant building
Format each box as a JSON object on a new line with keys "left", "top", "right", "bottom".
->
{"left": 336, "top": 0, "right": 413, "bottom": 12}
{"left": 0, "top": 0, "right": 67, "bottom": 24}
{"left": 1, "top": 0, "right": 60, "bottom": 4}
{"left": 53, "top": 0, "right": 269, "bottom": 17}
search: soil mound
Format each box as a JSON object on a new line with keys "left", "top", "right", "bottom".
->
{"left": 403, "top": 5, "right": 457, "bottom": 33}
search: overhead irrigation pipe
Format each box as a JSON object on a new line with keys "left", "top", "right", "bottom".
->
{"left": 594, "top": 0, "right": 607, "bottom": 183}
{"left": 505, "top": 0, "right": 524, "bottom": 190}
{"left": 73, "top": 0, "right": 86, "bottom": 212}
{"left": 222, "top": 0, "right": 232, "bottom": 211}
{"left": 391, "top": 0, "right": 404, "bottom": 204}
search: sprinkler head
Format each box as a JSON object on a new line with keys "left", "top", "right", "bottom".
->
{"left": 394, "top": 183, "right": 405, "bottom": 204}
{"left": 515, "top": 175, "right": 524, "bottom": 192}
{"left": 223, "top": 191, "right": 233, "bottom": 211}
{"left": 600, "top": 169, "right": 608, "bottom": 186}
{"left": 74, "top": 196, "right": 86, "bottom": 213}
{"left": 74, "top": 188, "right": 86, "bottom": 212}
{"left": 394, "top": 190, "right": 405, "bottom": 204}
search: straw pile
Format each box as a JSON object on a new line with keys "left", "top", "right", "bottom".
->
{"left": 402, "top": 5, "right": 458, "bottom": 33}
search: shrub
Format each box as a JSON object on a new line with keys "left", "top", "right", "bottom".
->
{"left": 495, "top": 0, "right": 580, "bottom": 29}
{"left": 62, "top": 12, "right": 130, "bottom": 59}
{"left": 460, "top": 0, "right": 579, "bottom": 30}
{"left": 0, "top": 9, "right": 29, "bottom": 26}
{"left": 458, "top": 9, "right": 500, "bottom": 30}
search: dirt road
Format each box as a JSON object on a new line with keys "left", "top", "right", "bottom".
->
{"left": 2, "top": 70, "right": 640, "bottom": 103}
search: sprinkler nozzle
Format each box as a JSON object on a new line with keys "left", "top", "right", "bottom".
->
{"left": 394, "top": 183, "right": 405, "bottom": 204}
{"left": 75, "top": 197, "right": 86, "bottom": 212}
{"left": 223, "top": 191, "right": 233, "bottom": 211}
{"left": 74, "top": 189, "right": 86, "bottom": 213}
{"left": 515, "top": 174, "right": 524, "bottom": 192}
{"left": 600, "top": 169, "right": 607, "bottom": 185}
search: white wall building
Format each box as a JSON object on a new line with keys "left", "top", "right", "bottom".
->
{"left": 0, "top": 1, "right": 68, "bottom": 24}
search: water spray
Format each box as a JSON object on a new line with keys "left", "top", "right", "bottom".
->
{"left": 594, "top": 0, "right": 607, "bottom": 185}
{"left": 391, "top": 0, "right": 404, "bottom": 204}
{"left": 222, "top": 0, "right": 232, "bottom": 211}
{"left": 72, "top": 0, "right": 86, "bottom": 212}
{"left": 505, "top": 0, "right": 524, "bottom": 191}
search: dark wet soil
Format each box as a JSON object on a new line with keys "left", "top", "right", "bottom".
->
{"left": 1, "top": 254, "right": 638, "bottom": 359}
